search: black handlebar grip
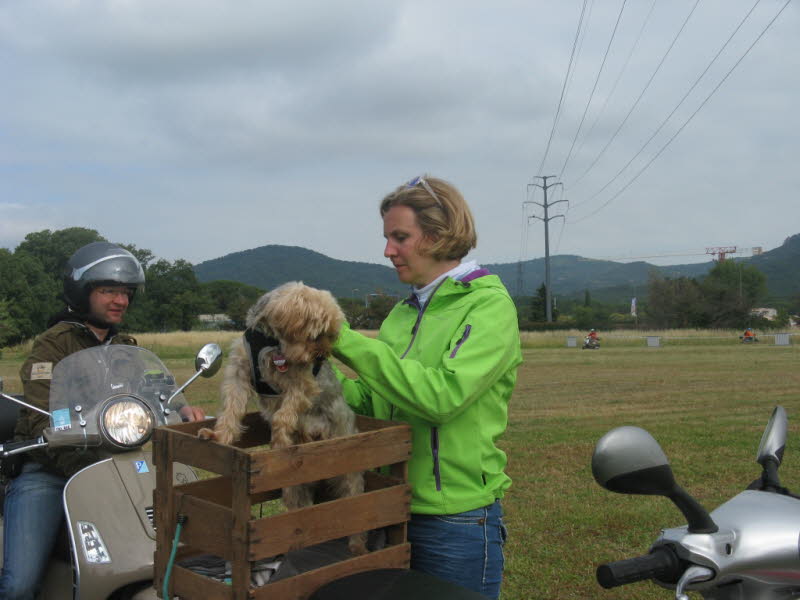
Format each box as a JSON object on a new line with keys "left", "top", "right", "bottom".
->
{"left": 597, "top": 546, "right": 683, "bottom": 589}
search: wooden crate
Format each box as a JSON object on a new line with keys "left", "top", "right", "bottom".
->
{"left": 153, "top": 412, "right": 412, "bottom": 600}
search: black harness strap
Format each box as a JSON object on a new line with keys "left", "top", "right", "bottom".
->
{"left": 243, "top": 328, "right": 280, "bottom": 396}
{"left": 243, "top": 328, "right": 327, "bottom": 395}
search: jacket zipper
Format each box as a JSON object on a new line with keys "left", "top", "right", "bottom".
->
{"left": 431, "top": 426, "right": 441, "bottom": 491}
{"left": 449, "top": 324, "right": 472, "bottom": 358}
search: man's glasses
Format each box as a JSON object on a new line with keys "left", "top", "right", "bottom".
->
{"left": 96, "top": 287, "right": 133, "bottom": 300}
{"left": 406, "top": 175, "right": 442, "bottom": 208}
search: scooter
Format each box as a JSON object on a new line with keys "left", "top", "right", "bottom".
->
{"left": 592, "top": 405, "right": 800, "bottom": 599}
{"left": 583, "top": 336, "right": 600, "bottom": 350}
{"left": 0, "top": 342, "right": 223, "bottom": 600}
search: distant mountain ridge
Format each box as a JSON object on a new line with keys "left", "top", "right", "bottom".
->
{"left": 193, "top": 235, "right": 800, "bottom": 299}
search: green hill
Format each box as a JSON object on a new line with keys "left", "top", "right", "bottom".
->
{"left": 193, "top": 236, "right": 800, "bottom": 300}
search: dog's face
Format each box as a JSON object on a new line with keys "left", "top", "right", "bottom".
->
{"left": 247, "top": 282, "right": 344, "bottom": 366}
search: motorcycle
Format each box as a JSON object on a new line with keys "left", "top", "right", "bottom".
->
{"left": 592, "top": 405, "right": 800, "bottom": 599}
{"left": 0, "top": 342, "right": 223, "bottom": 600}
{"left": 740, "top": 335, "right": 760, "bottom": 343}
{"left": 583, "top": 336, "right": 600, "bottom": 350}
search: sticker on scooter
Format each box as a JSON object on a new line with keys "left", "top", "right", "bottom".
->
{"left": 52, "top": 408, "right": 72, "bottom": 431}
{"left": 135, "top": 460, "right": 150, "bottom": 474}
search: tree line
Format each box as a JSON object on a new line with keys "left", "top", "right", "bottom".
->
{"left": 0, "top": 227, "right": 403, "bottom": 347}
{"left": 0, "top": 227, "right": 792, "bottom": 347}
{"left": 522, "top": 259, "right": 793, "bottom": 331}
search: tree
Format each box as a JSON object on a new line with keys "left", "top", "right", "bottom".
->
{"left": 126, "top": 259, "right": 213, "bottom": 332}
{"left": 530, "top": 283, "right": 559, "bottom": 322}
{"left": 0, "top": 249, "right": 60, "bottom": 344}
{"left": 645, "top": 273, "right": 706, "bottom": 328}
{"left": 701, "top": 261, "right": 767, "bottom": 328}
{"left": 202, "top": 280, "right": 265, "bottom": 329}
{"left": 15, "top": 227, "right": 106, "bottom": 276}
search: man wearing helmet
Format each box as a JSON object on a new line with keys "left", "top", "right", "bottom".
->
{"left": 1, "top": 242, "right": 205, "bottom": 600}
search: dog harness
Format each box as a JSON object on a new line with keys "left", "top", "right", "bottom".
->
{"left": 243, "top": 328, "right": 326, "bottom": 396}
{"left": 243, "top": 328, "right": 281, "bottom": 395}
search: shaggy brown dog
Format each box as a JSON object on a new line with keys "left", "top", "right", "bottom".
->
{"left": 198, "top": 281, "right": 367, "bottom": 555}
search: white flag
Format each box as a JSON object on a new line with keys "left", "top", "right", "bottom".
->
{"left": 630, "top": 297, "right": 637, "bottom": 317}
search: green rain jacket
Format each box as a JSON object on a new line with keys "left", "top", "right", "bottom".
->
{"left": 333, "top": 271, "right": 522, "bottom": 515}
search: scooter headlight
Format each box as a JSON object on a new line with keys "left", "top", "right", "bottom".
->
{"left": 100, "top": 396, "right": 154, "bottom": 448}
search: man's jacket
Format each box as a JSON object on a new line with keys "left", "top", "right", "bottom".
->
{"left": 333, "top": 272, "right": 522, "bottom": 515}
{"left": 16, "top": 320, "right": 137, "bottom": 478}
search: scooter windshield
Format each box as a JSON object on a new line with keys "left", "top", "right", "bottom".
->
{"left": 46, "top": 345, "right": 185, "bottom": 448}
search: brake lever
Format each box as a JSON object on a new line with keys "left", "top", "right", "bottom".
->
{"left": 675, "top": 565, "right": 714, "bottom": 600}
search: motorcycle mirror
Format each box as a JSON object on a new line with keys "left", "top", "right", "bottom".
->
{"left": 756, "top": 405, "right": 787, "bottom": 468}
{"left": 195, "top": 343, "right": 223, "bottom": 378}
{"left": 593, "top": 426, "right": 718, "bottom": 534}
{"left": 164, "top": 343, "right": 224, "bottom": 407}
{"left": 592, "top": 426, "right": 676, "bottom": 496}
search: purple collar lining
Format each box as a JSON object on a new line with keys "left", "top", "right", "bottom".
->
{"left": 459, "top": 268, "right": 491, "bottom": 283}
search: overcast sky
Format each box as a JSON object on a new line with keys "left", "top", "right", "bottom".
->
{"left": 1, "top": 0, "right": 797, "bottom": 271}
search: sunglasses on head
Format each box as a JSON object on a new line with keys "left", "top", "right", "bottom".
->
{"left": 406, "top": 175, "right": 442, "bottom": 208}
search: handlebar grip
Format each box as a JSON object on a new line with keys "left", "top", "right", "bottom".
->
{"left": 597, "top": 546, "right": 683, "bottom": 589}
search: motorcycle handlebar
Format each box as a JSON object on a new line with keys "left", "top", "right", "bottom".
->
{"left": 1, "top": 437, "right": 47, "bottom": 456}
{"left": 597, "top": 546, "right": 685, "bottom": 589}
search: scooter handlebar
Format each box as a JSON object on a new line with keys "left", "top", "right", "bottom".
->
{"left": 597, "top": 545, "right": 684, "bottom": 589}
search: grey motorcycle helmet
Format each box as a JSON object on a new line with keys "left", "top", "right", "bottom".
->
{"left": 63, "top": 242, "right": 145, "bottom": 313}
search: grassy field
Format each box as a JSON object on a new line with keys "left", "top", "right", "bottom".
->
{"left": 1, "top": 329, "right": 799, "bottom": 599}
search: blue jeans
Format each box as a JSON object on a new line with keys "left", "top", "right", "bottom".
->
{"left": 408, "top": 500, "right": 507, "bottom": 599}
{"left": 0, "top": 462, "right": 67, "bottom": 600}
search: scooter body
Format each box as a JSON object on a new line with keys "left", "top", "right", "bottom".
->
{"left": 0, "top": 343, "right": 221, "bottom": 600}
{"left": 592, "top": 406, "right": 800, "bottom": 599}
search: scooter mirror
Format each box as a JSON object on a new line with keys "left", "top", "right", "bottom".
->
{"left": 195, "top": 343, "right": 223, "bottom": 378}
{"left": 592, "top": 426, "right": 677, "bottom": 496}
{"left": 756, "top": 405, "right": 787, "bottom": 468}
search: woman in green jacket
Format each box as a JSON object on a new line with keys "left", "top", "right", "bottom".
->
{"left": 333, "top": 176, "right": 522, "bottom": 599}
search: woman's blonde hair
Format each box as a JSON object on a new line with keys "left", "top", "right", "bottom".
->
{"left": 379, "top": 176, "right": 477, "bottom": 261}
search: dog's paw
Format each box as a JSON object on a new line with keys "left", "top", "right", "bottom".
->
{"left": 348, "top": 533, "right": 369, "bottom": 556}
{"left": 197, "top": 427, "right": 216, "bottom": 441}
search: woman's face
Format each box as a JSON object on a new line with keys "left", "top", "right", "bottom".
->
{"left": 382, "top": 205, "right": 443, "bottom": 287}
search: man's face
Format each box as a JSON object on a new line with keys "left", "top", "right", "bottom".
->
{"left": 88, "top": 285, "right": 131, "bottom": 326}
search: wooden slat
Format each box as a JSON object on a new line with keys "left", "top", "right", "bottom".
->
{"left": 175, "top": 492, "right": 235, "bottom": 559}
{"left": 250, "top": 427, "right": 411, "bottom": 493}
{"left": 249, "top": 485, "right": 411, "bottom": 559}
{"left": 152, "top": 430, "right": 174, "bottom": 598}
{"left": 171, "top": 564, "right": 233, "bottom": 600}
{"left": 176, "top": 476, "right": 280, "bottom": 507}
{"left": 355, "top": 415, "right": 404, "bottom": 432}
{"left": 157, "top": 425, "right": 242, "bottom": 476}
{"left": 252, "top": 544, "right": 411, "bottom": 600}
{"left": 231, "top": 451, "right": 253, "bottom": 600}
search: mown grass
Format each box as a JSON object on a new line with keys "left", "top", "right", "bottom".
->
{"left": 1, "top": 330, "right": 799, "bottom": 599}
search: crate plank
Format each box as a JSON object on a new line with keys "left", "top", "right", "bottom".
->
{"left": 252, "top": 544, "right": 411, "bottom": 600}
{"left": 250, "top": 427, "right": 411, "bottom": 493}
{"left": 172, "top": 564, "right": 233, "bottom": 600}
{"left": 249, "top": 485, "right": 411, "bottom": 559}
{"left": 176, "top": 493, "right": 235, "bottom": 559}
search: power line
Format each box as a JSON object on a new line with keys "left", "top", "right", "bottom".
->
{"left": 535, "top": 0, "right": 589, "bottom": 177}
{"left": 558, "top": 0, "right": 629, "bottom": 180}
{"left": 567, "top": 0, "right": 659, "bottom": 183}
{"left": 569, "top": 0, "right": 789, "bottom": 225}
{"left": 569, "top": 0, "right": 701, "bottom": 192}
